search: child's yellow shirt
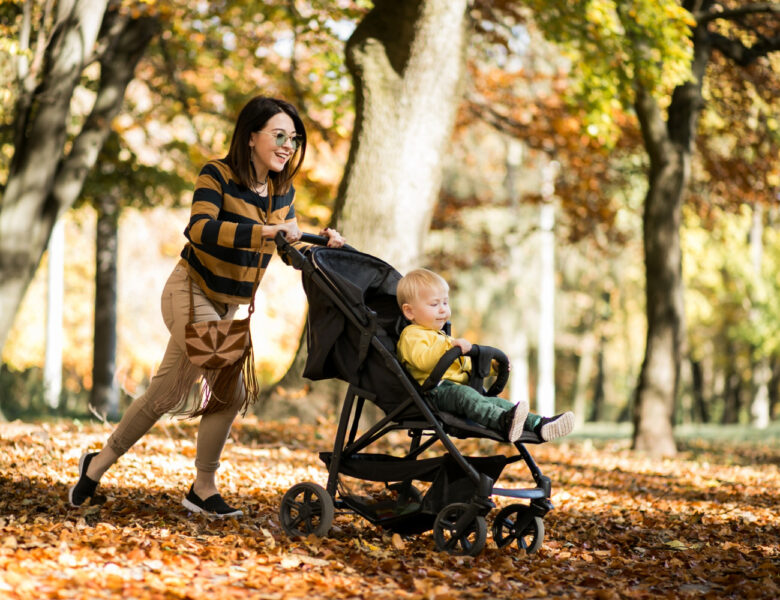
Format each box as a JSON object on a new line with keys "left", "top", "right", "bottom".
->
{"left": 396, "top": 324, "right": 471, "bottom": 386}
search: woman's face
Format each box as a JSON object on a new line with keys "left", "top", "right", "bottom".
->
{"left": 249, "top": 112, "right": 298, "bottom": 175}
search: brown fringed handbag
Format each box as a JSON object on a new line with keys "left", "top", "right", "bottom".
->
{"left": 183, "top": 250, "right": 262, "bottom": 417}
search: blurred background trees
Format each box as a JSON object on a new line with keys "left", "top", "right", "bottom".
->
{"left": 0, "top": 1, "right": 778, "bottom": 456}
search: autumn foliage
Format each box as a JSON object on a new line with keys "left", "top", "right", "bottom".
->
{"left": 0, "top": 418, "right": 777, "bottom": 599}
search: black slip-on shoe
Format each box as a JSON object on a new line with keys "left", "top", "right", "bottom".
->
{"left": 182, "top": 485, "right": 243, "bottom": 518}
{"left": 534, "top": 411, "right": 575, "bottom": 442}
{"left": 69, "top": 452, "right": 100, "bottom": 507}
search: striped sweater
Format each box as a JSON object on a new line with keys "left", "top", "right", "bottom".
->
{"left": 181, "top": 159, "right": 296, "bottom": 305}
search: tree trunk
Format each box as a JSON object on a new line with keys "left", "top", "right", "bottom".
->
{"left": 591, "top": 337, "right": 606, "bottom": 422}
{"left": 631, "top": 106, "right": 686, "bottom": 456}
{"left": 572, "top": 333, "right": 596, "bottom": 428}
{"left": 90, "top": 193, "right": 120, "bottom": 420}
{"left": 630, "top": 21, "right": 710, "bottom": 457}
{"left": 0, "top": 6, "right": 158, "bottom": 353}
{"left": 749, "top": 204, "right": 770, "bottom": 428}
{"left": 261, "top": 0, "right": 470, "bottom": 414}
{"left": 690, "top": 359, "right": 709, "bottom": 423}
{"left": 333, "top": 0, "right": 469, "bottom": 268}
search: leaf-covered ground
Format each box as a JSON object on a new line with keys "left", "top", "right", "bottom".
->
{"left": 0, "top": 417, "right": 777, "bottom": 599}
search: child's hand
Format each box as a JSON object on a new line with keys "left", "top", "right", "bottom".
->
{"left": 452, "top": 338, "right": 472, "bottom": 353}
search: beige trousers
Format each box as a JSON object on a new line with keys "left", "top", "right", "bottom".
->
{"left": 106, "top": 262, "right": 244, "bottom": 473}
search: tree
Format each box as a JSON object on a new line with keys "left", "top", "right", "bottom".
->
{"left": 520, "top": 0, "right": 780, "bottom": 455}
{"left": 0, "top": 0, "right": 159, "bottom": 353}
{"left": 79, "top": 132, "right": 189, "bottom": 419}
{"left": 266, "top": 0, "right": 472, "bottom": 411}
{"left": 333, "top": 0, "right": 471, "bottom": 268}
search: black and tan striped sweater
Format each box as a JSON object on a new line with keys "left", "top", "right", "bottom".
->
{"left": 181, "top": 159, "right": 296, "bottom": 305}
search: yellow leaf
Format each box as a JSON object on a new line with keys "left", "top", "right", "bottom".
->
{"left": 665, "top": 540, "right": 688, "bottom": 550}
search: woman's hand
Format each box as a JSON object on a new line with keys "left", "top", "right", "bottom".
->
{"left": 273, "top": 221, "right": 302, "bottom": 242}
{"left": 320, "top": 227, "right": 345, "bottom": 248}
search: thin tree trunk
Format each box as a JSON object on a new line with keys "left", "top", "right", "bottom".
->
{"left": 572, "top": 333, "right": 596, "bottom": 428}
{"left": 631, "top": 19, "right": 710, "bottom": 456}
{"left": 631, "top": 98, "right": 686, "bottom": 456}
{"left": 90, "top": 192, "right": 120, "bottom": 419}
{"left": 690, "top": 358, "right": 709, "bottom": 423}
{"left": 749, "top": 204, "right": 770, "bottom": 428}
{"left": 590, "top": 337, "right": 606, "bottom": 422}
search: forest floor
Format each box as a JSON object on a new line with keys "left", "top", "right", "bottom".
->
{"left": 0, "top": 416, "right": 777, "bottom": 599}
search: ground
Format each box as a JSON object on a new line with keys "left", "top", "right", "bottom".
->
{"left": 0, "top": 417, "right": 777, "bottom": 599}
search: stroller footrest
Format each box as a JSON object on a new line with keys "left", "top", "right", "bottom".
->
{"left": 492, "top": 487, "right": 548, "bottom": 500}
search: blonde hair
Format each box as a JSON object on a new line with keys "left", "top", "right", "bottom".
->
{"left": 397, "top": 268, "right": 449, "bottom": 308}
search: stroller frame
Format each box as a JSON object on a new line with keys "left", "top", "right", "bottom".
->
{"left": 276, "top": 233, "right": 554, "bottom": 556}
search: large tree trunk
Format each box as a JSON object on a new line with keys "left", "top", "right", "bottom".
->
{"left": 333, "top": 0, "right": 469, "bottom": 267}
{"left": 90, "top": 192, "right": 120, "bottom": 419}
{"left": 260, "top": 0, "right": 470, "bottom": 415}
{"left": 631, "top": 22, "right": 710, "bottom": 456}
{"left": 0, "top": 5, "right": 158, "bottom": 353}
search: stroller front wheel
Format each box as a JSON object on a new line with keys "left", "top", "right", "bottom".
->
{"left": 433, "top": 502, "right": 487, "bottom": 557}
{"left": 492, "top": 503, "right": 545, "bottom": 553}
{"left": 279, "top": 482, "right": 335, "bottom": 538}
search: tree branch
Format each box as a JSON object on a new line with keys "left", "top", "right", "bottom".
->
{"left": 709, "top": 31, "right": 780, "bottom": 66}
{"left": 697, "top": 2, "right": 780, "bottom": 25}
{"left": 49, "top": 13, "right": 159, "bottom": 217}
{"left": 465, "top": 99, "right": 546, "bottom": 151}
{"left": 633, "top": 84, "right": 671, "bottom": 169}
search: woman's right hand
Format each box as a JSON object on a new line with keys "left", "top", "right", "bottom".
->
{"left": 267, "top": 221, "right": 302, "bottom": 242}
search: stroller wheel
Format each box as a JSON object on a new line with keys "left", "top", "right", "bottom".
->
{"left": 279, "top": 482, "right": 335, "bottom": 538}
{"left": 433, "top": 503, "right": 487, "bottom": 557}
{"left": 492, "top": 504, "right": 545, "bottom": 554}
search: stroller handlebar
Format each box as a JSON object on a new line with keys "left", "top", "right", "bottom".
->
{"left": 421, "top": 344, "right": 510, "bottom": 397}
{"left": 274, "top": 230, "right": 356, "bottom": 270}
{"left": 274, "top": 231, "right": 356, "bottom": 250}
{"left": 300, "top": 232, "right": 330, "bottom": 246}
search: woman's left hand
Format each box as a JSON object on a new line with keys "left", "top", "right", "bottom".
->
{"left": 320, "top": 228, "right": 346, "bottom": 248}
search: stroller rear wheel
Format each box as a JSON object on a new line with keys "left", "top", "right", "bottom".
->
{"left": 279, "top": 482, "right": 335, "bottom": 538}
{"left": 492, "top": 503, "right": 545, "bottom": 553}
{"left": 433, "top": 502, "right": 487, "bottom": 556}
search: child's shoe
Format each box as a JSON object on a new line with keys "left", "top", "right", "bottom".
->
{"left": 501, "top": 399, "right": 530, "bottom": 443}
{"left": 534, "top": 412, "right": 575, "bottom": 442}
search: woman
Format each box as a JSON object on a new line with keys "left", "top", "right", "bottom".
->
{"left": 69, "top": 96, "right": 345, "bottom": 517}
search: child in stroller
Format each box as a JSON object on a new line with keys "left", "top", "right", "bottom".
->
{"left": 396, "top": 268, "right": 574, "bottom": 444}
{"left": 274, "top": 233, "right": 571, "bottom": 556}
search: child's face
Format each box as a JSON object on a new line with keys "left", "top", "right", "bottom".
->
{"left": 402, "top": 285, "right": 451, "bottom": 331}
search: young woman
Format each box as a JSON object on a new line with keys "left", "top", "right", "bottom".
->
{"left": 69, "top": 96, "right": 345, "bottom": 517}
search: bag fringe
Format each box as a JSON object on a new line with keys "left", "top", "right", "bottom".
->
{"left": 157, "top": 345, "right": 260, "bottom": 419}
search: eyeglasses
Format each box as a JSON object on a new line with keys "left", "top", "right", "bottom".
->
{"left": 257, "top": 130, "right": 303, "bottom": 151}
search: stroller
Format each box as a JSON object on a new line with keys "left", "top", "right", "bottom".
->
{"left": 274, "top": 233, "right": 554, "bottom": 556}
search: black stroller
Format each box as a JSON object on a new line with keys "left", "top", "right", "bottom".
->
{"left": 274, "top": 233, "right": 554, "bottom": 556}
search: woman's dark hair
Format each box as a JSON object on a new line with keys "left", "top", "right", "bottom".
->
{"left": 225, "top": 96, "right": 307, "bottom": 194}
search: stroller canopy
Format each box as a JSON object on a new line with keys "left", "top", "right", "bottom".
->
{"left": 301, "top": 246, "right": 414, "bottom": 414}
